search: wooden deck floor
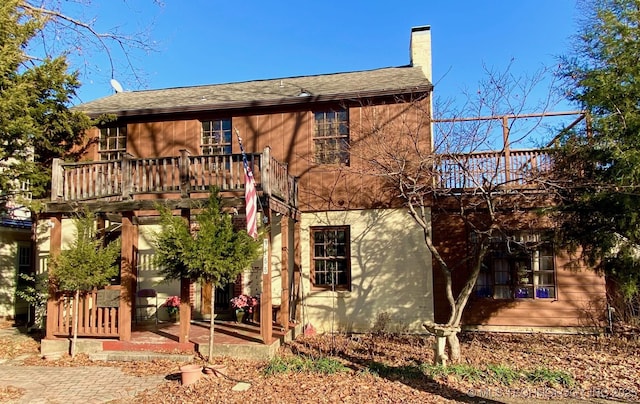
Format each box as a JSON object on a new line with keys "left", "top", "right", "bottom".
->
{"left": 99, "top": 319, "right": 297, "bottom": 359}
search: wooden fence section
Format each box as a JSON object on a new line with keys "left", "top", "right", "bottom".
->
{"left": 51, "top": 147, "right": 296, "bottom": 207}
{"left": 435, "top": 149, "right": 551, "bottom": 190}
{"left": 49, "top": 288, "right": 120, "bottom": 338}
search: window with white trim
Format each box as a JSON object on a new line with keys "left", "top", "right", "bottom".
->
{"left": 475, "top": 234, "right": 556, "bottom": 299}
{"left": 98, "top": 125, "right": 127, "bottom": 160}
{"left": 313, "top": 109, "right": 349, "bottom": 165}
{"left": 201, "top": 119, "right": 232, "bottom": 155}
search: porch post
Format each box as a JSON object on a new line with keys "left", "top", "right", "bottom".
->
{"left": 50, "top": 159, "right": 63, "bottom": 201}
{"left": 260, "top": 208, "right": 273, "bottom": 343}
{"left": 292, "top": 220, "right": 302, "bottom": 323}
{"left": 121, "top": 153, "right": 133, "bottom": 200}
{"left": 179, "top": 208, "right": 191, "bottom": 344}
{"left": 119, "top": 212, "right": 137, "bottom": 341}
{"left": 45, "top": 214, "right": 62, "bottom": 340}
{"left": 280, "top": 217, "right": 290, "bottom": 328}
{"left": 179, "top": 149, "right": 192, "bottom": 198}
{"left": 502, "top": 116, "right": 511, "bottom": 184}
{"left": 96, "top": 214, "right": 106, "bottom": 240}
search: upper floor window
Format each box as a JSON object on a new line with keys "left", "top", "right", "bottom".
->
{"left": 313, "top": 109, "right": 349, "bottom": 165}
{"left": 201, "top": 119, "right": 232, "bottom": 155}
{"left": 98, "top": 125, "right": 127, "bottom": 161}
{"left": 311, "top": 226, "right": 350, "bottom": 290}
{"left": 475, "top": 234, "right": 556, "bottom": 300}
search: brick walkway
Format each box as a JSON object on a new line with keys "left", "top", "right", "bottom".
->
{"left": 0, "top": 364, "right": 167, "bottom": 404}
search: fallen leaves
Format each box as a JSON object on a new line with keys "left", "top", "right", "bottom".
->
{"left": 1, "top": 329, "right": 639, "bottom": 403}
{"left": 0, "top": 335, "right": 40, "bottom": 359}
{"left": 0, "top": 386, "right": 25, "bottom": 402}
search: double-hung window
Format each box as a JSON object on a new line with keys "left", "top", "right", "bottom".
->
{"left": 201, "top": 119, "right": 232, "bottom": 155}
{"left": 311, "top": 226, "right": 350, "bottom": 290}
{"left": 313, "top": 109, "right": 349, "bottom": 165}
{"left": 475, "top": 234, "right": 556, "bottom": 299}
{"left": 98, "top": 125, "right": 127, "bottom": 161}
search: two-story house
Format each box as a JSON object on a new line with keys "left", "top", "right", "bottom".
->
{"left": 37, "top": 26, "right": 606, "bottom": 356}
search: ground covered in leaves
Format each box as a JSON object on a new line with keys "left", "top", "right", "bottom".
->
{"left": 1, "top": 327, "right": 639, "bottom": 403}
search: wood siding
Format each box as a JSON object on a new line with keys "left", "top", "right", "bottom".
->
{"left": 80, "top": 98, "right": 431, "bottom": 212}
{"left": 431, "top": 212, "right": 607, "bottom": 328}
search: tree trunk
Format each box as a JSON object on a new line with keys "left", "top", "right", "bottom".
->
{"left": 446, "top": 331, "right": 461, "bottom": 363}
{"left": 71, "top": 289, "right": 79, "bottom": 358}
{"left": 207, "top": 290, "right": 216, "bottom": 362}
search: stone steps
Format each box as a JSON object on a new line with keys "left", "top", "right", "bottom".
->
{"left": 89, "top": 350, "right": 194, "bottom": 362}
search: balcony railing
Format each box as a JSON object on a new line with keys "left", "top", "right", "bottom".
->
{"left": 51, "top": 147, "right": 298, "bottom": 208}
{"left": 51, "top": 147, "right": 549, "bottom": 206}
{"left": 434, "top": 148, "right": 551, "bottom": 190}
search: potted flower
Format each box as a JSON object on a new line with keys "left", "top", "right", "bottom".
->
{"left": 230, "top": 294, "right": 259, "bottom": 323}
{"left": 165, "top": 295, "right": 180, "bottom": 321}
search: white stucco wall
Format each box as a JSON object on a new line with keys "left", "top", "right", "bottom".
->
{"left": 300, "top": 208, "right": 433, "bottom": 333}
{"left": 0, "top": 230, "right": 27, "bottom": 318}
{"left": 138, "top": 224, "right": 182, "bottom": 320}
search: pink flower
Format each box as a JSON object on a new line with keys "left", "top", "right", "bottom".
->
{"left": 230, "top": 294, "right": 259, "bottom": 312}
{"left": 165, "top": 296, "right": 180, "bottom": 308}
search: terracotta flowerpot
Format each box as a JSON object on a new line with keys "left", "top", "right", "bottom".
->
{"left": 180, "top": 364, "right": 203, "bottom": 386}
{"left": 203, "top": 364, "right": 227, "bottom": 378}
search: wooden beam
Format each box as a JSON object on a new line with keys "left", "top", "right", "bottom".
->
{"left": 260, "top": 211, "right": 273, "bottom": 343}
{"left": 179, "top": 149, "right": 191, "bottom": 198}
{"left": 280, "top": 217, "right": 290, "bottom": 329}
{"left": 268, "top": 197, "right": 301, "bottom": 221}
{"left": 292, "top": 220, "right": 302, "bottom": 322}
{"left": 121, "top": 154, "right": 133, "bottom": 200}
{"left": 261, "top": 147, "right": 271, "bottom": 196}
{"left": 51, "top": 159, "right": 63, "bottom": 201}
{"left": 42, "top": 196, "right": 247, "bottom": 214}
{"left": 433, "top": 110, "right": 585, "bottom": 123}
{"left": 502, "top": 116, "right": 511, "bottom": 184}
{"left": 179, "top": 208, "right": 191, "bottom": 344}
{"left": 45, "top": 214, "right": 62, "bottom": 340}
{"left": 119, "top": 212, "right": 136, "bottom": 341}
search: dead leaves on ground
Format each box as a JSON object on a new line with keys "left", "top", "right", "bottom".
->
{"left": 0, "top": 335, "right": 40, "bottom": 359}
{"left": 0, "top": 386, "right": 25, "bottom": 402}
{"left": 2, "top": 331, "right": 639, "bottom": 402}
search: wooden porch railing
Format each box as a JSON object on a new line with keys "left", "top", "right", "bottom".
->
{"left": 51, "top": 147, "right": 298, "bottom": 208}
{"left": 260, "top": 147, "right": 298, "bottom": 208}
{"left": 435, "top": 148, "right": 551, "bottom": 190}
{"left": 49, "top": 288, "right": 120, "bottom": 338}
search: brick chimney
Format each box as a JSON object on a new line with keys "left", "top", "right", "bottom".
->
{"left": 410, "top": 25, "right": 432, "bottom": 82}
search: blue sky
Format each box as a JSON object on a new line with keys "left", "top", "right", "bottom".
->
{"left": 75, "top": 0, "right": 581, "bottom": 115}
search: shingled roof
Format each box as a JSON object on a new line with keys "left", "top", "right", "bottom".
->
{"left": 77, "top": 66, "right": 432, "bottom": 117}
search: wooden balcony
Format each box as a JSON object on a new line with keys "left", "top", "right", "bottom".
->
{"left": 434, "top": 148, "right": 551, "bottom": 190}
{"left": 50, "top": 147, "right": 298, "bottom": 209}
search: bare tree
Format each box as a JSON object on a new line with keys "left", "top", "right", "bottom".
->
{"left": 350, "top": 63, "right": 573, "bottom": 363}
{"left": 18, "top": 0, "right": 160, "bottom": 95}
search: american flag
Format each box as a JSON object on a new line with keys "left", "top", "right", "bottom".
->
{"left": 235, "top": 129, "right": 258, "bottom": 239}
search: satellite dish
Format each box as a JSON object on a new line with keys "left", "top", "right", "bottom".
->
{"left": 110, "top": 78, "right": 124, "bottom": 93}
